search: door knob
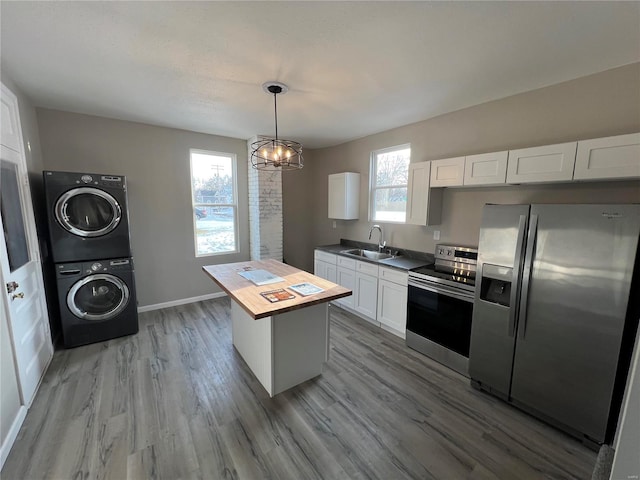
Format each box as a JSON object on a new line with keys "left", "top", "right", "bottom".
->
{"left": 6, "top": 281, "right": 19, "bottom": 293}
{"left": 11, "top": 292, "right": 25, "bottom": 301}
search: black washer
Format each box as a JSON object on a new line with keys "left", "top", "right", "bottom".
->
{"left": 56, "top": 258, "right": 138, "bottom": 348}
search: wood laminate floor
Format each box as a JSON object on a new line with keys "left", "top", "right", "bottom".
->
{"left": 3, "top": 298, "right": 597, "bottom": 479}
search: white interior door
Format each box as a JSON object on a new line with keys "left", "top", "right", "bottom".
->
{"left": 1, "top": 83, "right": 53, "bottom": 409}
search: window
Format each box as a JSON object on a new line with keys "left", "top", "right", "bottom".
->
{"left": 370, "top": 144, "right": 410, "bottom": 223}
{"left": 190, "top": 149, "right": 238, "bottom": 256}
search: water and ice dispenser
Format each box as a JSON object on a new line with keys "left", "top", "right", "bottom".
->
{"left": 479, "top": 264, "right": 513, "bottom": 307}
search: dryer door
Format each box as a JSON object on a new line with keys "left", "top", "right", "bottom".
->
{"left": 67, "top": 273, "right": 130, "bottom": 321}
{"left": 55, "top": 187, "right": 122, "bottom": 237}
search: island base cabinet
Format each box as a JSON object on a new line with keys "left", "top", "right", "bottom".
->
{"left": 231, "top": 301, "right": 329, "bottom": 397}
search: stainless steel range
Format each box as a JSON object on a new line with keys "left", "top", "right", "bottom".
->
{"left": 406, "top": 244, "right": 478, "bottom": 377}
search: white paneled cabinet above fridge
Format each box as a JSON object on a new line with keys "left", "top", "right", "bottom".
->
{"left": 506, "top": 142, "right": 577, "bottom": 184}
{"left": 574, "top": 133, "right": 640, "bottom": 181}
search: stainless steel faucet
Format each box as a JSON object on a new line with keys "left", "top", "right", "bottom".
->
{"left": 369, "top": 224, "right": 386, "bottom": 252}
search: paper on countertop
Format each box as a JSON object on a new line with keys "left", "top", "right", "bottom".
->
{"left": 237, "top": 269, "right": 285, "bottom": 286}
{"left": 289, "top": 282, "right": 324, "bottom": 296}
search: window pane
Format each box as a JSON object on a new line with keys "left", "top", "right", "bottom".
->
{"left": 1, "top": 160, "right": 30, "bottom": 271}
{"left": 373, "top": 187, "right": 407, "bottom": 222}
{"left": 191, "top": 150, "right": 238, "bottom": 256}
{"left": 375, "top": 148, "right": 410, "bottom": 186}
{"left": 195, "top": 206, "right": 236, "bottom": 255}
{"left": 191, "top": 153, "right": 234, "bottom": 204}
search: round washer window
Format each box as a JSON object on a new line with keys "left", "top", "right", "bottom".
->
{"left": 67, "top": 274, "right": 130, "bottom": 321}
{"left": 55, "top": 187, "right": 122, "bottom": 237}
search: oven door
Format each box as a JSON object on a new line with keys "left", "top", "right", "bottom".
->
{"left": 406, "top": 278, "right": 474, "bottom": 376}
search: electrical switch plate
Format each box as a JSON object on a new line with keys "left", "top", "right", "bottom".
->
{"left": 433, "top": 230, "right": 440, "bottom": 240}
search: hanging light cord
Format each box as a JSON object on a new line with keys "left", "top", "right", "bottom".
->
{"left": 272, "top": 91, "right": 279, "bottom": 141}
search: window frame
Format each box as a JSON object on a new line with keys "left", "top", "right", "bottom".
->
{"left": 369, "top": 143, "right": 411, "bottom": 224}
{"left": 189, "top": 148, "right": 239, "bottom": 257}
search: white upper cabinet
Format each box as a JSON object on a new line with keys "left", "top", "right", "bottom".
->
{"left": 328, "top": 172, "right": 360, "bottom": 219}
{"left": 506, "top": 142, "right": 577, "bottom": 184}
{"left": 430, "top": 156, "right": 465, "bottom": 187}
{"left": 406, "top": 162, "right": 442, "bottom": 226}
{"left": 464, "top": 151, "right": 508, "bottom": 186}
{"left": 1, "top": 88, "right": 22, "bottom": 152}
{"left": 574, "top": 133, "right": 640, "bottom": 181}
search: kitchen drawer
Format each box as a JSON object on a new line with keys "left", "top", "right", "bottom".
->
{"left": 315, "top": 250, "right": 337, "bottom": 264}
{"left": 378, "top": 266, "right": 408, "bottom": 286}
{"left": 356, "top": 260, "right": 378, "bottom": 276}
{"left": 337, "top": 256, "right": 356, "bottom": 269}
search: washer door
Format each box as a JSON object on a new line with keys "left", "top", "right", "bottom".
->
{"left": 55, "top": 187, "right": 122, "bottom": 237}
{"left": 67, "top": 273, "right": 130, "bottom": 321}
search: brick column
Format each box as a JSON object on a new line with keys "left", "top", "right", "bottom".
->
{"left": 248, "top": 136, "right": 283, "bottom": 261}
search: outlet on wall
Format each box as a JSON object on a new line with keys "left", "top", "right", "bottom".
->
{"left": 332, "top": 220, "right": 337, "bottom": 229}
{"left": 433, "top": 230, "right": 440, "bottom": 241}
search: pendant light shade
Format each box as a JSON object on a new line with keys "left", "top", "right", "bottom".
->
{"left": 251, "top": 82, "right": 303, "bottom": 170}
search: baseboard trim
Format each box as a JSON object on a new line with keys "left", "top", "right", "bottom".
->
{"left": 137, "top": 292, "right": 227, "bottom": 313}
{"left": 1, "top": 405, "right": 27, "bottom": 469}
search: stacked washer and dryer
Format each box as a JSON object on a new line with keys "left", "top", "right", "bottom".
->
{"left": 44, "top": 171, "right": 138, "bottom": 348}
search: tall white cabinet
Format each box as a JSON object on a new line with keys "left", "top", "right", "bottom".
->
{"left": 406, "top": 162, "right": 442, "bottom": 226}
{"left": 328, "top": 172, "right": 360, "bottom": 220}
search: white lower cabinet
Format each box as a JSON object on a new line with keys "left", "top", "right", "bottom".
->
{"left": 335, "top": 255, "right": 357, "bottom": 309}
{"left": 313, "top": 250, "right": 337, "bottom": 283}
{"left": 315, "top": 250, "right": 409, "bottom": 338}
{"left": 354, "top": 261, "right": 379, "bottom": 323}
{"left": 377, "top": 267, "right": 408, "bottom": 337}
{"left": 336, "top": 266, "right": 356, "bottom": 309}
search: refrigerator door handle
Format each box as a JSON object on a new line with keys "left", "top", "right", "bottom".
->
{"left": 508, "top": 214, "right": 528, "bottom": 337}
{"left": 519, "top": 214, "right": 538, "bottom": 339}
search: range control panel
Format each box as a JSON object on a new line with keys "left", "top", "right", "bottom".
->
{"left": 435, "top": 244, "right": 478, "bottom": 263}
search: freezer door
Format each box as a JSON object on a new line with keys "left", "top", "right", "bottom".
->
{"left": 469, "top": 204, "right": 529, "bottom": 396}
{"left": 511, "top": 204, "right": 640, "bottom": 442}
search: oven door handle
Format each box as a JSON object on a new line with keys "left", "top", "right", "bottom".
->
{"left": 408, "top": 279, "right": 474, "bottom": 303}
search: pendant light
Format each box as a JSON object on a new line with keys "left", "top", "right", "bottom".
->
{"left": 251, "top": 82, "right": 303, "bottom": 170}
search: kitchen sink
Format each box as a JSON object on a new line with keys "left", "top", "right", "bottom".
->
{"left": 340, "top": 249, "right": 397, "bottom": 261}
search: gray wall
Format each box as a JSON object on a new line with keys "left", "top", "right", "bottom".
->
{"left": 36, "top": 110, "right": 250, "bottom": 307}
{"left": 283, "top": 63, "right": 640, "bottom": 271}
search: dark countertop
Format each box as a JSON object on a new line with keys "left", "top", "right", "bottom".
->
{"left": 316, "top": 239, "right": 434, "bottom": 271}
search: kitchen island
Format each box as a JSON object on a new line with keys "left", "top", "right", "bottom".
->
{"left": 203, "top": 259, "right": 351, "bottom": 396}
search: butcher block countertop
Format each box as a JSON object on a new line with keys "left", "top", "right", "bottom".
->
{"left": 202, "top": 259, "right": 351, "bottom": 320}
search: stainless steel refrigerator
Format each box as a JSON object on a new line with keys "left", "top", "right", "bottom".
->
{"left": 469, "top": 204, "right": 640, "bottom": 446}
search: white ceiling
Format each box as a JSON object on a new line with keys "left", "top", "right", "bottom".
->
{"left": 1, "top": 1, "right": 639, "bottom": 149}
